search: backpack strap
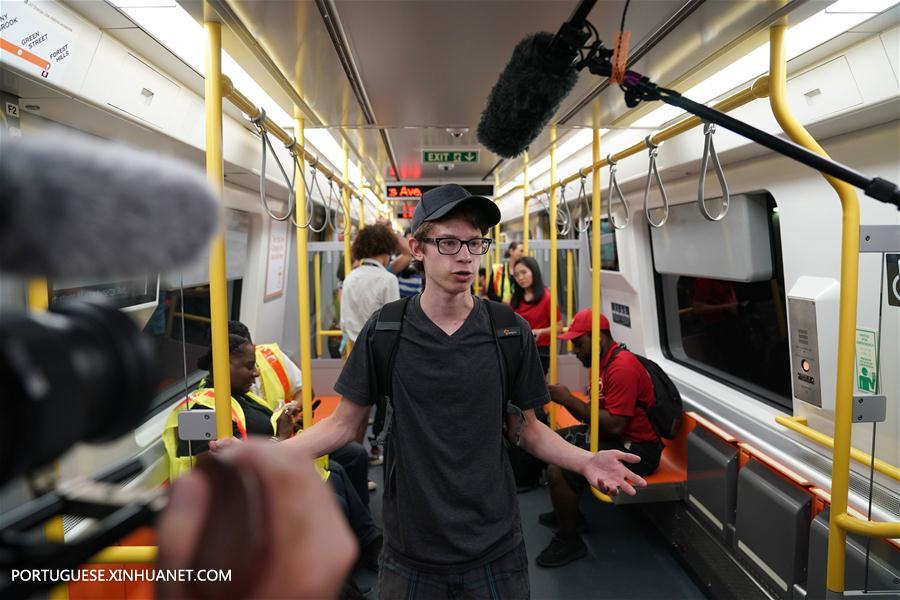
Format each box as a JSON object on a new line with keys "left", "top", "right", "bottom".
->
{"left": 601, "top": 344, "right": 652, "bottom": 416}
{"left": 370, "top": 297, "right": 411, "bottom": 447}
{"left": 484, "top": 300, "right": 525, "bottom": 443}
{"left": 600, "top": 344, "right": 627, "bottom": 384}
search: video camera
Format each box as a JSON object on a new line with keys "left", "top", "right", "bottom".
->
{"left": 0, "top": 131, "right": 219, "bottom": 599}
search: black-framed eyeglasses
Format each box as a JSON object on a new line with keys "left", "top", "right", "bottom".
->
{"left": 421, "top": 237, "right": 493, "bottom": 255}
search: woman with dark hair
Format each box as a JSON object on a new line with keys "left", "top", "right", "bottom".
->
{"left": 162, "top": 334, "right": 383, "bottom": 572}
{"left": 162, "top": 334, "right": 300, "bottom": 480}
{"left": 487, "top": 240, "right": 523, "bottom": 303}
{"left": 511, "top": 256, "right": 561, "bottom": 375}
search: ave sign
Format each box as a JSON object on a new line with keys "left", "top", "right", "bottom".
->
{"left": 423, "top": 150, "right": 479, "bottom": 163}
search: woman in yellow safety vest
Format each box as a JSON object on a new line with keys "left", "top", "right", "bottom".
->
{"left": 487, "top": 240, "right": 524, "bottom": 303}
{"left": 162, "top": 334, "right": 302, "bottom": 482}
{"left": 227, "top": 320, "right": 300, "bottom": 412}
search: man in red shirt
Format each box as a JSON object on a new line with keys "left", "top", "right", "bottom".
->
{"left": 536, "top": 309, "right": 662, "bottom": 568}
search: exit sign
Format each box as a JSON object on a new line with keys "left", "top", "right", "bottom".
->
{"left": 423, "top": 150, "right": 479, "bottom": 163}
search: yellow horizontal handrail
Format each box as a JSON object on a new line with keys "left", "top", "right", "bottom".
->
{"left": 834, "top": 513, "right": 900, "bottom": 539}
{"left": 172, "top": 311, "right": 212, "bottom": 324}
{"left": 775, "top": 416, "right": 900, "bottom": 481}
{"left": 319, "top": 329, "right": 343, "bottom": 337}
{"left": 89, "top": 546, "right": 158, "bottom": 564}
{"left": 494, "top": 183, "right": 524, "bottom": 203}
{"left": 221, "top": 76, "right": 369, "bottom": 204}
{"left": 590, "top": 486, "right": 613, "bottom": 504}
{"left": 522, "top": 76, "right": 771, "bottom": 202}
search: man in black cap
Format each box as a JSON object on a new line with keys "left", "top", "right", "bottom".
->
{"left": 287, "top": 183, "right": 646, "bottom": 598}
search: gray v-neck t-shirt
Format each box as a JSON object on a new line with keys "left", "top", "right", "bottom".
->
{"left": 335, "top": 295, "right": 549, "bottom": 572}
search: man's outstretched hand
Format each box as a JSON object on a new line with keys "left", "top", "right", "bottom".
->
{"left": 582, "top": 450, "right": 647, "bottom": 496}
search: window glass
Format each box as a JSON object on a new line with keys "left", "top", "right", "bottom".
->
{"left": 655, "top": 195, "right": 791, "bottom": 409}
{"left": 142, "top": 280, "right": 243, "bottom": 413}
{"left": 586, "top": 217, "right": 619, "bottom": 272}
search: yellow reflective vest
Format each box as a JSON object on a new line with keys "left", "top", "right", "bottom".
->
{"left": 255, "top": 343, "right": 294, "bottom": 412}
{"left": 162, "top": 388, "right": 328, "bottom": 482}
{"left": 491, "top": 262, "right": 515, "bottom": 303}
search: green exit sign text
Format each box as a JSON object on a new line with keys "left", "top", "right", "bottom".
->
{"left": 423, "top": 150, "right": 479, "bottom": 163}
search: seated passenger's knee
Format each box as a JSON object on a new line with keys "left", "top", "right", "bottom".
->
{"left": 548, "top": 464, "right": 563, "bottom": 483}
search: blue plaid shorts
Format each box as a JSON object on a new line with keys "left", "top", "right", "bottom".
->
{"left": 378, "top": 541, "right": 530, "bottom": 600}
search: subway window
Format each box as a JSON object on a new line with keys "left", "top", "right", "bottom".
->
{"left": 653, "top": 193, "right": 791, "bottom": 409}
{"left": 141, "top": 280, "right": 243, "bottom": 412}
{"left": 585, "top": 217, "right": 620, "bottom": 272}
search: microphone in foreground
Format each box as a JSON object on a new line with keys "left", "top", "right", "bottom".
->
{"left": 477, "top": 32, "right": 580, "bottom": 159}
{"left": 0, "top": 131, "right": 219, "bottom": 277}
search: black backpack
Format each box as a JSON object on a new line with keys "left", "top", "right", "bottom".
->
{"left": 604, "top": 345, "right": 683, "bottom": 439}
{"left": 368, "top": 296, "right": 524, "bottom": 447}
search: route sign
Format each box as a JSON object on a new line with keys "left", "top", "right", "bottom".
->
{"left": 422, "top": 150, "right": 479, "bottom": 163}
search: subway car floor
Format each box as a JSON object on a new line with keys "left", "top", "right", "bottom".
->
{"left": 351, "top": 460, "right": 704, "bottom": 599}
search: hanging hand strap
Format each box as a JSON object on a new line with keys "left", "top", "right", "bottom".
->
{"left": 607, "top": 155, "right": 630, "bottom": 230}
{"left": 643, "top": 136, "right": 669, "bottom": 228}
{"left": 575, "top": 170, "right": 592, "bottom": 233}
{"left": 698, "top": 122, "right": 731, "bottom": 222}
{"left": 252, "top": 108, "right": 296, "bottom": 222}
{"left": 557, "top": 183, "right": 572, "bottom": 237}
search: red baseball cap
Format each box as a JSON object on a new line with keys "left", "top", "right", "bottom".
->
{"left": 558, "top": 308, "right": 610, "bottom": 341}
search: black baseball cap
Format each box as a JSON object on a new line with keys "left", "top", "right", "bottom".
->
{"left": 411, "top": 183, "right": 501, "bottom": 232}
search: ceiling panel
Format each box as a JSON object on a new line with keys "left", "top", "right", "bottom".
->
{"left": 196, "top": 0, "right": 826, "bottom": 187}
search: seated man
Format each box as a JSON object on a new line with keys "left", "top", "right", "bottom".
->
{"left": 537, "top": 309, "right": 662, "bottom": 568}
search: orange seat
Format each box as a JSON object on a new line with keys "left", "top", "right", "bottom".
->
{"left": 313, "top": 395, "right": 341, "bottom": 423}
{"left": 553, "top": 391, "right": 692, "bottom": 503}
{"left": 68, "top": 528, "right": 156, "bottom": 599}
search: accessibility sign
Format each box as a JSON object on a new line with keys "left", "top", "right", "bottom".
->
{"left": 423, "top": 150, "right": 479, "bottom": 163}
{"left": 855, "top": 328, "right": 878, "bottom": 393}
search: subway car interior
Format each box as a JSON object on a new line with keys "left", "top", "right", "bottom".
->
{"left": 1, "top": 0, "right": 899, "bottom": 598}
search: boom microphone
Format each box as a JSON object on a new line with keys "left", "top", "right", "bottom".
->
{"left": 0, "top": 132, "right": 219, "bottom": 277}
{"left": 477, "top": 32, "right": 580, "bottom": 159}
{"left": 477, "top": 0, "right": 598, "bottom": 158}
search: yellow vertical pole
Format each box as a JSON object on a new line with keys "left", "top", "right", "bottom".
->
{"left": 522, "top": 151, "right": 530, "bottom": 255}
{"left": 566, "top": 250, "right": 574, "bottom": 353}
{"left": 588, "top": 124, "right": 612, "bottom": 504}
{"left": 314, "top": 252, "right": 322, "bottom": 358}
{"left": 342, "top": 141, "right": 352, "bottom": 354}
{"left": 204, "top": 14, "right": 232, "bottom": 440}
{"left": 549, "top": 126, "right": 559, "bottom": 430}
{"left": 494, "top": 172, "right": 501, "bottom": 267}
{"left": 589, "top": 126, "right": 602, "bottom": 455}
{"left": 294, "top": 115, "right": 315, "bottom": 429}
{"left": 342, "top": 140, "right": 352, "bottom": 278}
{"left": 358, "top": 136, "right": 365, "bottom": 230}
{"left": 27, "top": 279, "right": 49, "bottom": 311}
{"left": 768, "top": 23, "right": 860, "bottom": 594}
{"left": 29, "top": 279, "right": 67, "bottom": 600}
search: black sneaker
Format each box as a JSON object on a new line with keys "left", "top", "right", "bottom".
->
{"left": 537, "top": 511, "right": 588, "bottom": 532}
{"left": 536, "top": 533, "right": 588, "bottom": 568}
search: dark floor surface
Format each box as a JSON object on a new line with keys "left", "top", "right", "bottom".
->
{"left": 351, "top": 459, "right": 704, "bottom": 600}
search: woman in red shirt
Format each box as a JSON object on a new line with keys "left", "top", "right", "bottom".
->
{"left": 511, "top": 256, "right": 561, "bottom": 375}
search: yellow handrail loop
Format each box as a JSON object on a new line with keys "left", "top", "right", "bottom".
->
{"left": 606, "top": 155, "right": 630, "bottom": 230}
{"left": 642, "top": 136, "right": 669, "bottom": 228}
{"left": 698, "top": 122, "right": 731, "bottom": 222}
